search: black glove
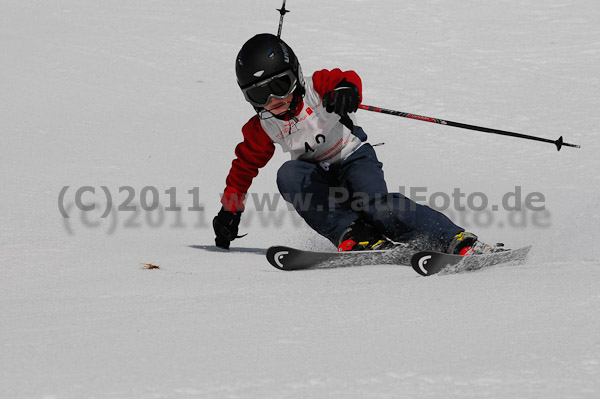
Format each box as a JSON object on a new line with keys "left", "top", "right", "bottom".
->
{"left": 323, "top": 78, "right": 360, "bottom": 117}
{"left": 213, "top": 207, "right": 242, "bottom": 249}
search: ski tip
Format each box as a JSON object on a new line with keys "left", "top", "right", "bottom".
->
{"left": 411, "top": 246, "right": 533, "bottom": 277}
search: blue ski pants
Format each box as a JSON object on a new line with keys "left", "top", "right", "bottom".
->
{"left": 276, "top": 142, "right": 463, "bottom": 249}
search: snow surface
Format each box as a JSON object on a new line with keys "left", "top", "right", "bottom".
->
{"left": 1, "top": 0, "right": 599, "bottom": 398}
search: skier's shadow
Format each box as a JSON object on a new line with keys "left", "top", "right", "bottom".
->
{"left": 189, "top": 245, "right": 265, "bottom": 255}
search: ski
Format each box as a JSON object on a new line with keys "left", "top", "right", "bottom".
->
{"left": 266, "top": 245, "right": 414, "bottom": 271}
{"left": 411, "top": 245, "right": 532, "bottom": 276}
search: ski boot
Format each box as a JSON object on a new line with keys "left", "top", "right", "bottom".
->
{"left": 446, "top": 231, "right": 503, "bottom": 256}
{"left": 337, "top": 219, "right": 394, "bottom": 252}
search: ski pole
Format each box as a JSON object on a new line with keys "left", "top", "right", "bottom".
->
{"left": 358, "top": 104, "right": 581, "bottom": 151}
{"left": 276, "top": 0, "right": 290, "bottom": 38}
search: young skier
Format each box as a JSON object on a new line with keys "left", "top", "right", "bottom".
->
{"left": 213, "top": 33, "right": 492, "bottom": 255}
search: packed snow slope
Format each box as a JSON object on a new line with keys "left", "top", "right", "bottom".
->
{"left": 1, "top": 1, "right": 599, "bottom": 398}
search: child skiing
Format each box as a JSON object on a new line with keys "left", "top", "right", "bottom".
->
{"left": 213, "top": 33, "right": 491, "bottom": 256}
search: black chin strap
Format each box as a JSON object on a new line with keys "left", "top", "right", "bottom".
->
{"left": 272, "top": 93, "right": 303, "bottom": 121}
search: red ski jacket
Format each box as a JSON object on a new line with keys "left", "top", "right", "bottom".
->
{"left": 222, "top": 68, "right": 362, "bottom": 212}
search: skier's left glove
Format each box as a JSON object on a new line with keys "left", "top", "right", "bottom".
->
{"left": 213, "top": 207, "right": 243, "bottom": 249}
{"left": 323, "top": 78, "right": 360, "bottom": 117}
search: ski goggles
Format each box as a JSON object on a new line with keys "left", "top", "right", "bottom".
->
{"left": 241, "top": 69, "right": 298, "bottom": 108}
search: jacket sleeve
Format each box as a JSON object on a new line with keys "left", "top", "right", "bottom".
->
{"left": 311, "top": 68, "right": 362, "bottom": 101}
{"left": 221, "top": 116, "right": 275, "bottom": 212}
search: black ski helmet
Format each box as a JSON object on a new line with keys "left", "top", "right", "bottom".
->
{"left": 236, "top": 33, "right": 305, "bottom": 112}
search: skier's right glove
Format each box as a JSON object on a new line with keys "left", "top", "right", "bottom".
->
{"left": 213, "top": 207, "right": 242, "bottom": 249}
